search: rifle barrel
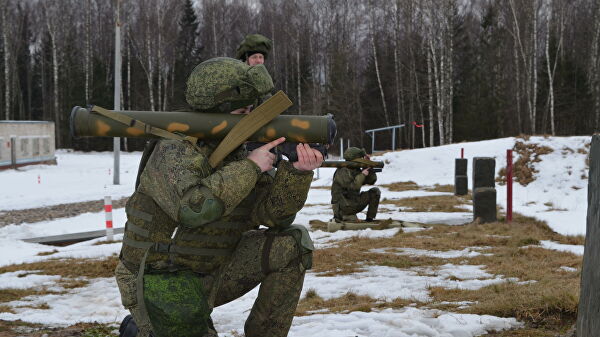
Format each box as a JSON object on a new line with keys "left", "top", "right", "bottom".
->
{"left": 320, "top": 160, "right": 384, "bottom": 169}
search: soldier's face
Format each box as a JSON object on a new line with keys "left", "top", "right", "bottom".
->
{"left": 247, "top": 53, "right": 265, "bottom": 66}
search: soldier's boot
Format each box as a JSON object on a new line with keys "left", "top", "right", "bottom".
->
{"left": 244, "top": 262, "right": 306, "bottom": 337}
{"left": 332, "top": 203, "right": 343, "bottom": 222}
{"left": 365, "top": 187, "right": 381, "bottom": 221}
{"left": 119, "top": 315, "right": 138, "bottom": 337}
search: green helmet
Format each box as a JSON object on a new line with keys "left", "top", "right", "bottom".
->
{"left": 343, "top": 147, "right": 367, "bottom": 161}
{"left": 185, "top": 57, "right": 274, "bottom": 112}
{"left": 235, "top": 34, "right": 272, "bottom": 61}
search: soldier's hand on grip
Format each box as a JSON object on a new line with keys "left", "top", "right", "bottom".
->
{"left": 293, "top": 143, "right": 324, "bottom": 171}
{"left": 362, "top": 168, "right": 371, "bottom": 176}
{"left": 248, "top": 137, "right": 285, "bottom": 172}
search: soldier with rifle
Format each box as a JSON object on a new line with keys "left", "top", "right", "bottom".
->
{"left": 111, "top": 57, "right": 322, "bottom": 337}
{"left": 331, "top": 147, "right": 381, "bottom": 223}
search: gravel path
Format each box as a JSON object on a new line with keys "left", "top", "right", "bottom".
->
{"left": 0, "top": 197, "right": 129, "bottom": 227}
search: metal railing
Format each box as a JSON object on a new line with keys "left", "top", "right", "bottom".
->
{"left": 365, "top": 124, "right": 405, "bottom": 153}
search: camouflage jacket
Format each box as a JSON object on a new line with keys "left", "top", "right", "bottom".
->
{"left": 120, "top": 139, "right": 313, "bottom": 273}
{"left": 330, "top": 167, "right": 377, "bottom": 205}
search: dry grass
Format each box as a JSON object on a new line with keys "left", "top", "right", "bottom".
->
{"left": 37, "top": 250, "right": 58, "bottom": 256}
{"left": 0, "top": 255, "right": 119, "bottom": 279}
{"left": 380, "top": 181, "right": 420, "bottom": 191}
{"left": 425, "top": 184, "right": 455, "bottom": 193}
{"left": 497, "top": 140, "right": 554, "bottom": 186}
{"left": 310, "top": 213, "right": 582, "bottom": 332}
{"left": 381, "top": 195, "right": 471, "bottom": 212}
{"left": 308, "top": 219, "right": 329, "bottom": 231}
{"left": 92, "top": 239, "right": 122, "bottom": 246}
{"left": 380, "top": 181, "right": 454, "bottom": 193}
{"left": 296, "top": 290, "right": 417, "bottom": 316}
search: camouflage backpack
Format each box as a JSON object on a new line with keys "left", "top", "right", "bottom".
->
{"left": 185, "top": 57, "right": 273, "bottom": 112}
{"left": 235, "top": 34, "right": 273, "bottom": 61}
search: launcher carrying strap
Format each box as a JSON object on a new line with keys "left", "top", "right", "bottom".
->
{"left": 207, "top": 90, "right": 292, "bottom": 168}
{"left": 90, "top": 105, "right": 200, "bottom": 148}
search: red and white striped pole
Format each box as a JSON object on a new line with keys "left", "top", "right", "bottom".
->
{"left": 104, "top": 196, "right": 114, "bottom": 240}
{"left": 506, "top": 149, "right": 513, "bottom": 223}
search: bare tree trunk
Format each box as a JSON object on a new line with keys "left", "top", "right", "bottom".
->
{"left": 50, "top": 31, "right": 60, "bottom": 147}
{"left": 513, "top": 28, "right": 522, "bottom": 134}
{"left": 545, "top": 0, "right": 555, "bottom": 135}
{"left": 427, "top": 45, "right": 434, "bottom": 147}
{"left": 296, "top": 30, "right": 301, "bottom": 114}
{"left": 532, "top": 0, "right": 538, "bottom": 134}
{"left": 211, "top": 4, "right": 218, "bottom": 55}
{"left": 145, "top": 18, "right": 155, "bottom": 111}
{"left": 85, "top": 0, "right": 91, "bottom": 103}
{"left": 590, "top": 3, "right": 600, "bottom": 130}
{"left": 446, "top": 0, "right": 454, "bottom": 144}
{"left": 127, "top": 31, "right": 131, "bottom": 109}
{"left": 509, "top": 0, "right": 533, "bottom": 134}
{"left": 394, "top": 0, "right": 405, "bottom": 129}
{"left": 2, "top": 4, "right": 10, "bottom": 120}
{"left": 157, "top": 3, "right": 162, "bottom": 111}
{"left": 371, "top": 32, "right": 389, "bottom": 126}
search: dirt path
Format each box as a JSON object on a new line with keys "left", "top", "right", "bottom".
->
{"left": 0, "top": 197, "right": 129, "bottom": 227}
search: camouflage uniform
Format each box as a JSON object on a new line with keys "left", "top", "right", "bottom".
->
{"left": 331, "top": 147, "right": 381, "bottom": 222}
{"left": 115, "top": 57, "right": 314, "bottom": 337}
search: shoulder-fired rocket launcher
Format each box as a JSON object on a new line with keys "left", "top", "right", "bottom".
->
{"left": 70, "top": 105, "right": 387, "bottom": 171}
{"left": 70, "top": 105, "right": 336, "bottom": 145}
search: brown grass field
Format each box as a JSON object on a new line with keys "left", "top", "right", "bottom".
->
{"left": 0, "top": 187, "right": 584, "bottom": 336}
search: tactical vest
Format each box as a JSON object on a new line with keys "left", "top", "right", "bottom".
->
{"left": 119, "top": 140, "right": 264, "bottom": 274}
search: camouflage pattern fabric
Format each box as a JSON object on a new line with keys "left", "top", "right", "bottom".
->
{"left": 115, "top": 228, "right": 309, "bottom": 337}
{"left": 117, "top": 138, "right": 314, "bottom": 336}
{"left": 185, "top": 57, "right": 274, "bottom": 112}
{"left": 235, "top": 34, "right": 273, "bottom": 61}
{"left": 331, "top": 167, "right": 380, "bottom": 220}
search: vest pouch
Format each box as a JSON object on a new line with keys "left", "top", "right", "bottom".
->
{"left": 143, "top": 270, "right": 212, "bottom": 337}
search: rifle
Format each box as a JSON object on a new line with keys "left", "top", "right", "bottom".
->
{"left": 321, "top": 158, "right": 384, "bottom": 173}
{"left": 246, "top": 141, "right": 384, "bottom": 171}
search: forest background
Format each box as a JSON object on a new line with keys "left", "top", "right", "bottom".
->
{"left": 1, "top": 0, "right": 599, "bottom": 152}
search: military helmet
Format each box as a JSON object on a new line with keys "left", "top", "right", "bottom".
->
{"left": 343, "top": 147, "right": 367, "bottom": 161}
{"left": 185, "top": 57, "right": 274, "bottom": 112}
{"left": 235, "top": 34, "right": 273, "bottom": 61}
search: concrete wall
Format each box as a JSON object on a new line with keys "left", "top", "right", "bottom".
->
{"left": 0, "top": 121, "right": 56, "bottom": 169}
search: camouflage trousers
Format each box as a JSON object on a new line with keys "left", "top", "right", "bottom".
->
{"left": 333, "top": 187, "right": 381, "bottom": 220}
{"left": 115, "top": 229, "right": 309, "bottom": 337}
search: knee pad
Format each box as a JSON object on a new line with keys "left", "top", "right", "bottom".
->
{"left": 370, "top": 187, "right": 381, "bottom": 196}
{"left": 265, "top": 225, "right": 314, "bottom": 270}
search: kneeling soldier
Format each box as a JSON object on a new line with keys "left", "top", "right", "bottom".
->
{"left": 115, "top": 57, "right": 322, "bottom": 337}
{"left": 331, "top": 147, "right": 381, "bottom": 222}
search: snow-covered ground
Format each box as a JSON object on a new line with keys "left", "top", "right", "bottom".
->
{"left": 0, "top": 136, "right": 589, "bottom": 336}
